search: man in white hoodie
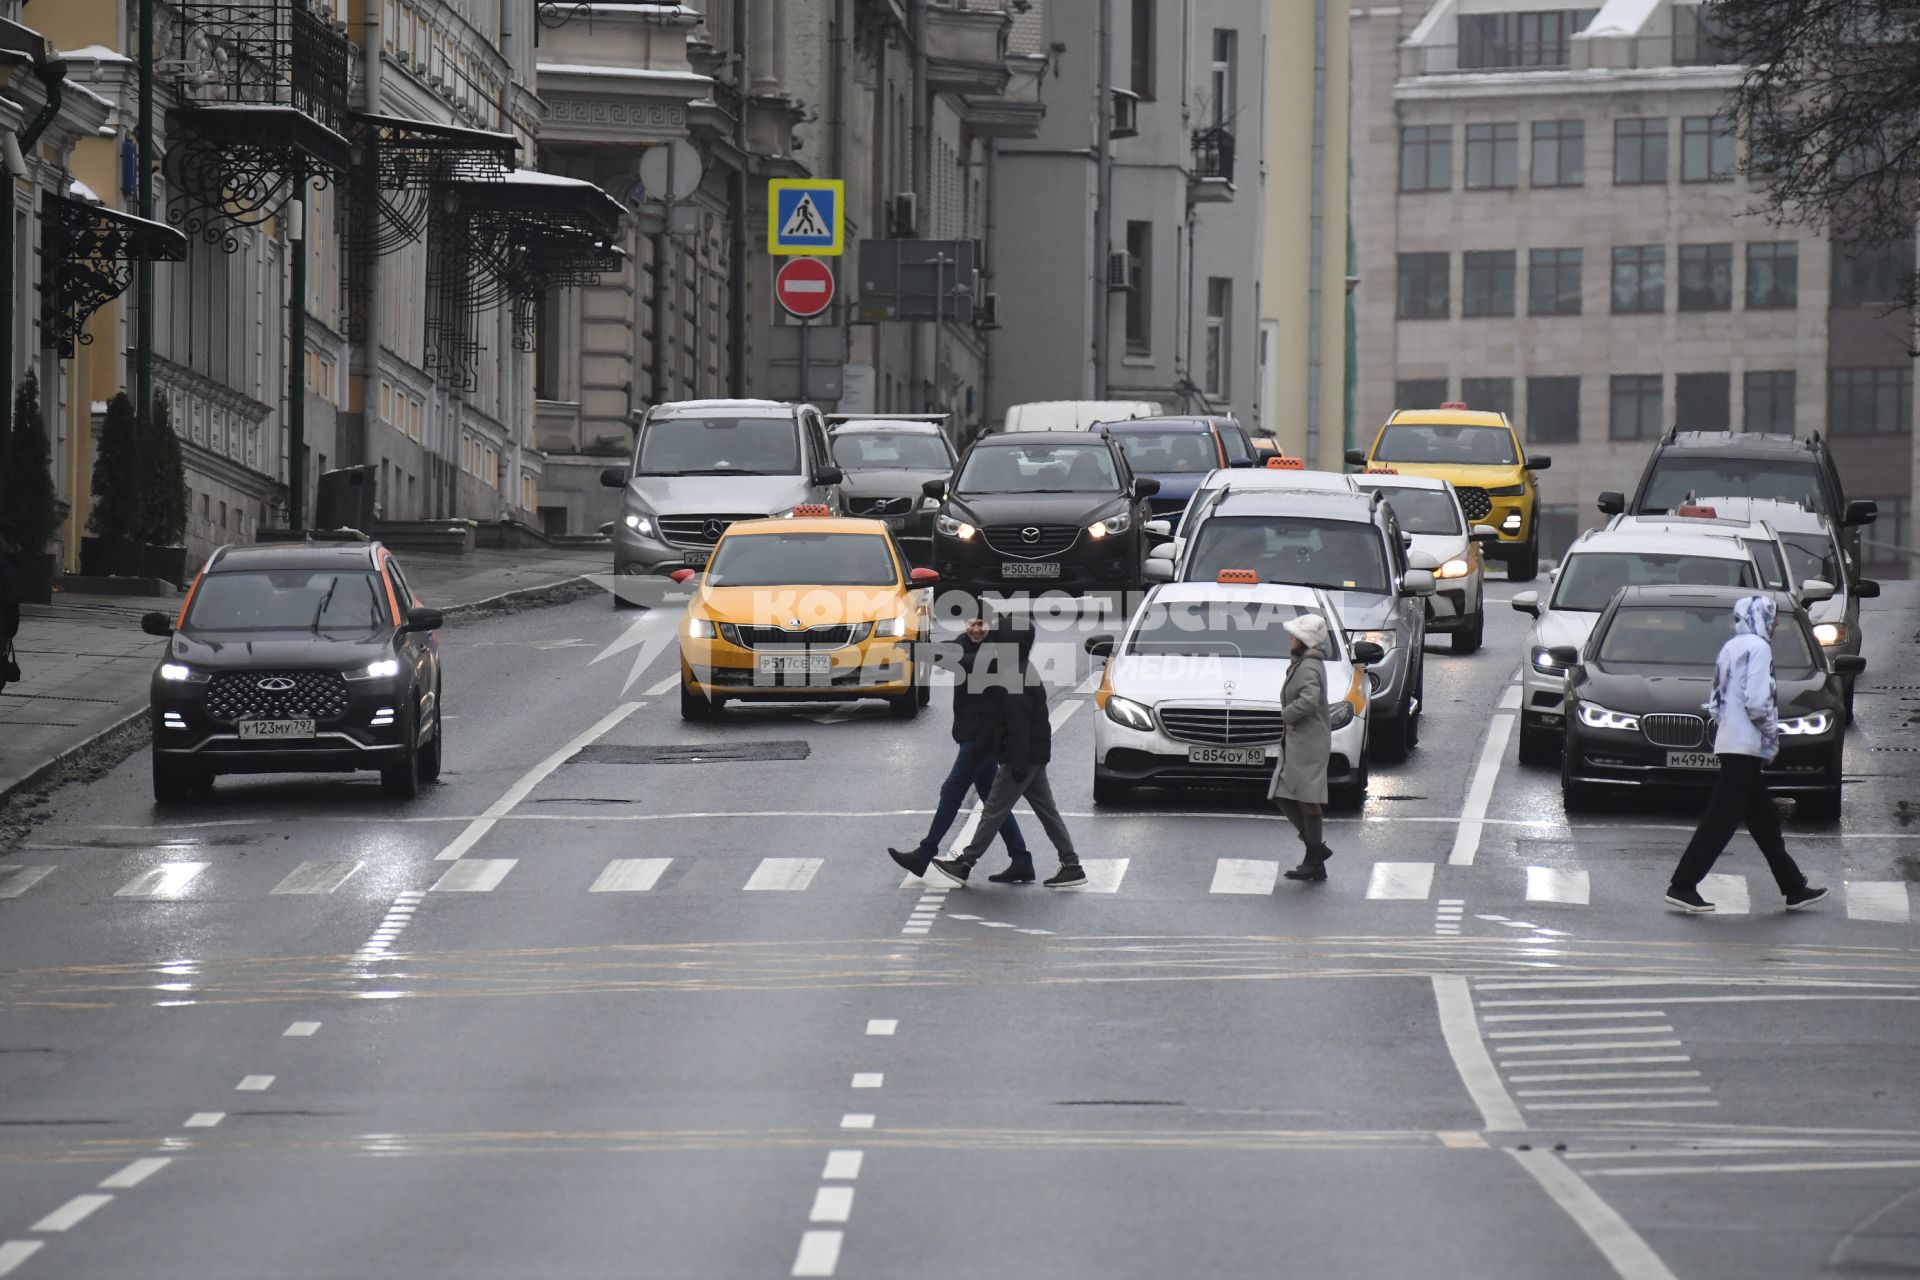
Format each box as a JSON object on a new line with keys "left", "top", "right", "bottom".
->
{"left": 1665, "top": 595, "right": 1828, "bottom": 914}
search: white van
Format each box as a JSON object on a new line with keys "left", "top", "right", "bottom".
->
{"left": 1000, "top": 399, "right": 1162, "bottom": 433}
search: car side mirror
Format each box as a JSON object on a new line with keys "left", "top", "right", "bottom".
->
{"left": 909, "top": 567, "right": 940, "bottom": 584}
{"left": 1833, "top": 655, "right": 1867, "bottom": 676}
{"left": 402, "top": 607, "right": 444, "bottom": 634}
{"left": 1400, "top": 531, "right": 1415, "bottom": 548}
{"left": 1344, "top": 448, "right": 1368, "bottom": 467}
{"left": 814, "top": 465, "right": 844, "bottom": 487}
{"left": 1527, "top": 454, "right": 1552, "bottom": 471}
{"left": 1143, "top": 518, "right": 1172, "bottom": 538}
{"left": 1856, "top": 578, "right": 1881, "bottom": 599}
{"left": 921, "top": 478, "right": 946, "bottom": 500}
{"left": 1597, "top": 491, "right": 1625, "bottom": 515}
{"left": 597, "top": 521, "right": 616, "bottom": 537}
{"left": 1143, "top": 558, "right": 1174, "bottom": 583}
{"left": 1408, "top": 550, "right": 1439, "bottom": 571}
{"left": 1350, "top": 640, "right": 1385, "bottom": 666}
{"left": 1798, "top": 578, "right": 1835, "bottom": 605}
{"left": 1844, "top": 499, "right": 1879, "bottom": 528}
{"left": 1254, "top": 447, "right": 1280, "bottom": 464}
{"left": 600, "top": 467, "right": 628, "bottom": 489}
{"left": 669, "top": 569, "right": 697, "bottom": 585}
{"left": 1228, "top": 457, "right": 1254, "bottom": 468}
{"left": 1400, "top": 569, "right": 1436, "bottom": 597}
{"left": 1510, "top": 590, "right": 1540, "bottom": 617}
{"left": 1084, "top": 635, "right": 1115, "bottom": 657}
{"left": 1547, "top": 644, "right": 1581, "bottom": 670}
{"left": 1469, "top": 524, "right": 1501, "bottom": 544}
{"left": 141, "top": 611, "right": 175, "bottom": 637}
{"left": 1133, "top": 477, "right": 1162, "bottom": 499}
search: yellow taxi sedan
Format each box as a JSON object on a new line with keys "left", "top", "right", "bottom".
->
{"left": 671, "top": 509, "right": 938, "bottom": 720}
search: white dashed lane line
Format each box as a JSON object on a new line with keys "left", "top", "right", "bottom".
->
{"left": 97, "top": 1158, "right": 171, "bottom": 1190}
{"left": 0, "top": 1242, "right": 42, "bottom": 1276}
{"left": 114, "top": 863, "right": 208, "bottom": 899}
{"left": 235, "top": 1075, "right": 274, "bottom": 1092}
{"left": 182, "top": 1112, "right": 224, "bottom": 1129}
{"left": 865, "top": 1020, "right": 896, "bottom": 1037}
{"left": 283, "top": 1021, "right": 320, "bottom": 1037}
{"left": 791, "top": 1231, "right": 843, "bottom": 1278}
{"left": 744, "top": 858, "right": 824, "bottom": 892}
{"left": 589, "top": 858, "right": 672, "bottom": 893}
{"left": 840, "top": 1114, "right": 875, "bottom": 1129}
{"left": 29, "top": 1196, "right": 112, "bottom": 1233}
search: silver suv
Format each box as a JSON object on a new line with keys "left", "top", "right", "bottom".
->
{"left": 601, "top": 400, "right": 844, "bottom": 593}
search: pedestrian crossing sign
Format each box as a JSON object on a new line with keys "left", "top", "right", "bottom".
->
{"left": 769, "top": 179, "right": 845, "bottom": 256}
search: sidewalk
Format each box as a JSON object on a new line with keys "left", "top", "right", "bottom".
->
{"left": 0, "top": 544, "right": 609, "bottom": 804}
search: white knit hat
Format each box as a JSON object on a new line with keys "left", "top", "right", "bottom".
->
{"left": 1283, "top": 613, "right": 1329, "bottom": 650}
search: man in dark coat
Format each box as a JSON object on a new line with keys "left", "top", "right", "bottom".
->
{"left": 0, "top": 543, "right": 20, "bottom": 697}
{"left": 889, "top": 615, "right": 1033, "bottom": 882}
{"left": 929, "top": 617, "right": 1085, "bottom": 889}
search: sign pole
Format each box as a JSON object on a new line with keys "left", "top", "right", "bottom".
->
{"left": 800, "top": 318, "right": 811, "bottom": 402}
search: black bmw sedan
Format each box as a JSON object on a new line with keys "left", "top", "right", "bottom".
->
{"left": 1554, "top": 585, "right": 1861, "bottom": 821}
{"left": 925, "top": 431, "right": 1159, "bottom": 595}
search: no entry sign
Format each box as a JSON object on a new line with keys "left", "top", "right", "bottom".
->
{"left": 775, "top": 256, "right": 835, "bottom": 319}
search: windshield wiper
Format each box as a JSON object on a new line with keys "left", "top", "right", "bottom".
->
{"left": 309, "top": 577, "right": 339, "bottom": 634}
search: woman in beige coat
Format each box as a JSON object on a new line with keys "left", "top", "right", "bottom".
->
{"left": 1269, "top": 612, "right": 1335, "bottom": 882}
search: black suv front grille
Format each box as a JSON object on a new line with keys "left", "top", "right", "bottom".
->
{"left": 1456, "top": 487, "right": 1493, "bottom": 521}
{"left": 983, "top": 524, "right": 1081, "bottom": 557}
{"left": 658, "top": 514, "right": 762, "bottom": 547}
{"left": 205, "top": 671, "right": 352, "bottom": 724}
{"left": 1158, "top": 705, "right": 1288, "bottom": 746}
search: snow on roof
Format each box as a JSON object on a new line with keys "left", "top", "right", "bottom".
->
{"left": 60, "top": 45, "right": 134, "bottom": 64}
{"left": 536, "top": 63, "right": 713, "bottom": 87}
{"left": 68, "top": 179, "right": 102, "bottom": 204}
{"left": 502, "top": 167, "right": 601, "bottom": 189}
{"left": 1582, "top": 0, "right": 1662, "bottom": 39}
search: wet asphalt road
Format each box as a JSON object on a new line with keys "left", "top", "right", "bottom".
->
{"left": 0, "top": 575, "right": 1917, "bottom": 1279}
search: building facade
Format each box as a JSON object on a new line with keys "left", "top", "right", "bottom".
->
{"left": 1351, "top": 0, "right": 1916, "bottom": 575}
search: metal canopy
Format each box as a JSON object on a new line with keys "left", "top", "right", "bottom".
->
{"left": 40, "top": 191, "right": 189, "bottom": 359}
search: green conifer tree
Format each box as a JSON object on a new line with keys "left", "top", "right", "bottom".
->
{"left": 89, "top": 390, "right": 144, "bottom": 543}
{"left": 0, "top": 371, "right": 59, "bottom": 554}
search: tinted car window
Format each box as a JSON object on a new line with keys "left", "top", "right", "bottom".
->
{"left": 1108, "top": 428, "right": 1220, "bottom": 474}
{"left": 187, "top": 571, "right": 389, "bottom": 634}
{"left": 707, "top": 533, "right": 898, "bottom": 587}
{"left": 954, "top": 444, "right": 1120, "bottom": 494}
{"left": 1640, "top": 459, "right": 1827, "bottom": 515}
{"left": 1742, "top": 537, "right": 1791, "bottom": 590}
{"left": 638, "top": 417, "right": 800, "bottom": 475}
{"left": 1550, "top": 552, "right": 1756, "bottom": 611}
{"left": 1125, "top": 601, "right": 1334, "bottom": 661}
{"left": 1361, "top": 486, "right": 1462, "bottom": 534}
{"left": 1375, "top": 424, "right": 1517, "bottom": 465}
{"left": 1779, "top": 531, "right": 1841, "bottom": 587}
{"left": 1218, "top": 425, "right": 1254, "bottom": 466}
{"left": 1596, "top": 604, "right": 1817, "bottom": 673}
{"left": 832, "top": 432, "right": 952, "bottom": 470}
{"left": 1188, "top": 516, "right": 1390, "bottom": 593}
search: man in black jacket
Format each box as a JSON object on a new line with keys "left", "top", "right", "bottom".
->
{"left": 929, "top": 617, "right": 1085, "bottom": 889}
{"left": 888, "top": 615, "right": 1033, "bottom": 882}
{"left": 0, "top": 542, "right": 20, "bottom": 697}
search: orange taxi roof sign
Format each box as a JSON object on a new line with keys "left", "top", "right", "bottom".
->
{"left": 1676, "top": 504, "right": 1718, "bottom": 519}
{"left": 1365, "top": 466, "right": 1399, "bottom": 474}
{"left": 1216, "top": 569, "right": 1259, "bottom": 585}
{"left": 1440, "top": 401, "right": 1469, "bottom": 410}
{"left": 1265, "top": 455, "right": 1305, "bottom": 469}
{"left": 790, "top": 504, "right": 833, "bottom": 518}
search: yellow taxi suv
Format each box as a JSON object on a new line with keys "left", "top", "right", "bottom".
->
{"left": 672, "top": 508, "right": 937, "bottom": 721}
{"left": 1346, "top": 402, "right": 1552, "bottom": 582}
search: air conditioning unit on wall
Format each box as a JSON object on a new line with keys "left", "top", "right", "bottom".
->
{"left": 1107, "top": 251, "right": 1134, "bottom": 292}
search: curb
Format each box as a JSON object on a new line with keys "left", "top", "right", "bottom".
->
{"left": 0, "top": 693, "right": 152, "bottom": 813}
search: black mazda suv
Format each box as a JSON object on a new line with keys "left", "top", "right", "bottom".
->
{"left": 926, "top": 431, "right": 1159, "bottom": 595}
{"left": 143, "top": 540, "right": 445, "bottom": 805}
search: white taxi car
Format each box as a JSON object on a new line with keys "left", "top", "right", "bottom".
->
{"left": 1085, "top": 572, "right": 1378, "bottom": 808}
{"left": 1355, "top": 470, "right": 1499, "bottom": 653}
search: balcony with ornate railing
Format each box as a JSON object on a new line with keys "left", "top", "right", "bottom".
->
{"left": 1190, "top": 126, "right": 1235, "bottom": 202}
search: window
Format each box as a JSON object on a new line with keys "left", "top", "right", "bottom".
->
{"left": 1397, "top": 252, "right": 1450, "bottom": 320}
{"left": 1531, "top": 120, "right": 1584, "bottom": 187}
{"left": 1395, "top": 378, "right": 1448, "bottom": 409}
{"left": 1831, "top": 239, "right": 1915, "bottom": 306}
{"left": 1458, "top": 10, "right": 1594, "bottom": 68}
{"left": 1614, "top": 118, "right": 1668, "bottom": 185}
{"left": 1461, "top": 377, "right": 1515, "bottom": 419}
{"left": 1828, "top": 367, "right": 1912, "bottom": 434}
{"left": 1204, "top": 278, "right": 1232, "bottom": 397}
{"left": 1125, "top": 221, "right": 1153, "bottom": 351}
{"left": 1130, "top": 0, "right": 1154, "bottom": 99}
{"left": 1681, "top": 115, "right": 1737, "bottom": 181}
{"left": 1743, "top": 370, "right": 1796, "bottom": 431}
{"left": 1862, "top": 496, "right": 1912, "bottom": 571}
{"left": 1465, "top": 123, "right": 1519, "bottom": 189}
{"left": 1400, "top": 125, "right": 1451, "bottom": 193}
{"left": 1677, "top": 243, "right": 1733, "bottom": 310}
{"left": 1462, "top": 250, "right": 1516, "bottom": 317}
{"left": 1745, "top": 242, "right": 1798, "bottom": 309}
{"left": 1673, "top": 4, "right": 1736, "bottom": 66}
{"left": 1528, "top": 247, "right": 1583, "bottom": 315}
{"left": 1675, "top": 372, "right": 1731, "bottom": 430}
{"left": 1609, "top": 374, "right": 1664, "bottom": 440}
{"left": 1611, "top": 245, "right": 1666, "bottom": 313}
{"left": 1526, "top": 376, "right": 1581, "bottom": 443}
{"left": 1210, "top": 30, "right": 1237, "bottom": 128}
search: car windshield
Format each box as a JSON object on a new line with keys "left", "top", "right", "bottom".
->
{"left": 706, "top": 532, "right": 897, "bottom": 587}
{"left": 1550, "top": 552, "right": 1757, "bottom": 612}
{"left": 1360, "top": 485, "right": 1461, "bottom": 534}
{"left": 1108, "top": 429, "right": 1219, "bottom": 474}
{"left": 1639, "top": 459, "right": 1828, "bottom": 516}
{"left": 1374, "top": 423, "right": 1517, "bottom": 466}
{"left": 637, "top": 417, "right": 800, "bottom": 475}
{"left": 1125, "top": 601, "right": 1334, "bottom": 661}
{"left": 831, "top": 432, "right": 952, "bottom": 471}
{"left": 954, "top": 444, "right": 1120, "bottom": 494}
{"left": 185, "top": 570, "right": 389, "bottom": 635}
{"left": 1596, "top": 604, "right": 1817, "bottom": 673}
{"left": 1780, "top": 531, "right": 1841, "bottom": 589}
{"left": 1187, "top": 516, "right": 1390, "bottom": 594}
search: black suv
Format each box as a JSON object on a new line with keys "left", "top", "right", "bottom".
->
{"left": 142, "top": 541, "right": 445, "bottom": 804}
{"left": 926, "top": 431, "right": 1159, "bottom": 594}
{"left": 1598, "top": 430, "right": 1877, "bottom": 579}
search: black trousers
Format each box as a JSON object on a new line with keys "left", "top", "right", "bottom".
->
{"left": 1670, "top": 753, "right": 1807, "bottom": 895}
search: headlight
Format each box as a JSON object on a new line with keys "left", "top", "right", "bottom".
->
{"left": 687, "top": 617, "right": 717, "bottom": 639}
{"left": 936, "top": 515, "right": 977, "bottom": 540}
{"left": 1531, "top": 645, "right": 1567, "bottom": 675}
{"left": 1328, "top": 701, "right": 1355, "bottom": 730}
{"left": 1777, "top": 711, "right": 1833, "bottom": 736}
{"left": 623, "top": 513, "right": 654, "bottom": 537}
{"left": 1436, "top": 557, "right": 1472, "bottom": 579}
{"left": 158, "top": 663, "right": 207, "bottom": 683}
{"left": 1104, "top": 695, "right": 1154, "bottom": 732}
{"left": 1813, "top": 622, "right": 1846, "bottom": 647}
{"left": 1577, "top": 702, "right": 1639, "bottom": 731}
{"left": 1087, "top": 511, "right": 1132, "bottom": 539}
{"left": 875, "top": 615, "right": 908, "bottom": 638}
{"left": 1488, "top": 484, "right": 1528, "bottom": 496}
{"left": 346, "top": 658, "right": 402, "bottom": 680}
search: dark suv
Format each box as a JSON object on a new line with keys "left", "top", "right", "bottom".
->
{"left": 142, "top": 541, "right": 444, "bottom": 804}
{"left": 926, "top": 431, "right": 1159, "bottom": 593}
{"left": 1598, "top": 430, "right": 1877, "bottom": 579}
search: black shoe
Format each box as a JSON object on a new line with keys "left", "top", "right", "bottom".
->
{"left": 1312, "top": 844, "right": 1335, "bottom": 864}
{"left": 987, "top": 862, "right": 1036, "bottom": 885}
{"left": 1784, "top": 884, "right": 1829, "bottom": 912}
{"left": 930, "top": 857, "right": 971, "bottom": 887}
{"left": 1664, "top": 886, "right": 1714, "bottom": 914}
{"left": 1283, "top": 859, "right": 1327, "bottom": 883}
{"left": 888, "top": 847, "right": 932, "bottom": 878}
{"left": 1044, "top": 862, "right": 1088, "bottom": 889}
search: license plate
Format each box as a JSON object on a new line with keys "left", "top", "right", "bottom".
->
{"left": 1003, "top": 561, "right": 1061, "bottom": 579}
{"left": 758, "top": 655, "right": 832, "bottom": 675}
{"left": 1187, "top": 746, "right": 1268, "bottom": 767}
{"left": 683, "top": 548, "right": 711, "bottom": 567}
{"left": 1666, "top": 750, "right": 1720, "bottom": 770}
{"left": 238, "top": 719, "right": 315, "bottom": 740}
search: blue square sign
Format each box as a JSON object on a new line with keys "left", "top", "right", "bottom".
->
{"left": 769, "top": 179, "right": 844, "bottom": 256}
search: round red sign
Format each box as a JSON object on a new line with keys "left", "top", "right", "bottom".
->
{"left": 775, "top": 256, "right": 835, "bottom": 319}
